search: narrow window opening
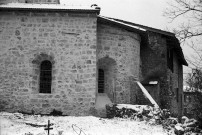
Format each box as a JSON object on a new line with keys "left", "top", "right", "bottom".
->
{"left": 184, "top": 107, "right": 187, "bottom": 114}
{"left": 176, "top": 88, "right": 179, "bottom": 102}
{"left": 167, "top": 48, "right": 173, "bottom": 72}
{"left": 40, "top": 60, "right": 52, "bottom": 93}
{"left": 98, "top": 69, "right": 104, "bottom": 93}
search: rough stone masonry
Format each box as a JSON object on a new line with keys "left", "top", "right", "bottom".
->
{"left": 0, "top": 0, "right": 187, "bottom": 117}
{"left": 0, "top": 11, "right": 98, "bottom": 115}
{"left": 0, "top": 8, "right": 141, "bottom": 115}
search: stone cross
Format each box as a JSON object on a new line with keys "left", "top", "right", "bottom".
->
{"left": 44, "top": 120, "right": 53, "bottom": 135}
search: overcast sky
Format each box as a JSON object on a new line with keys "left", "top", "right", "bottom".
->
{"left": 60, "top": 0, "right": 192, "bottom": 73}
{"left": 60, "top": 0, "right": 171, "bottom": 30}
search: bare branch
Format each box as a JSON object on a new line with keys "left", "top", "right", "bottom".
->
{"left": 165, "top": 0, "right": 202, "bottom": 69}
{"left": 164, "top": 0, "right": 202, "bottom": 21}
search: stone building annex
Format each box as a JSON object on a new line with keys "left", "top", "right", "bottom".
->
{"left": 0, "top": 0, "right": 188, "bottom": 117}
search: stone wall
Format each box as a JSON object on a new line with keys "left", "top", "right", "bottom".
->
{"left": 140, "top": 31, "right": 183, "bottom": 116}
{"left": 0, "top": 11, "right": 97, "bottom": 115}
{"left": 97, "top": 23, "right": 141, "bottom": 104}
{"left": 140, "top": 32, "right": 167, "bottom": 81}
{"left": 140, "top": 32, "right": 168, "bottom": 107}
{"left": 168, "top": 52, "right": 183, "bottom": 117}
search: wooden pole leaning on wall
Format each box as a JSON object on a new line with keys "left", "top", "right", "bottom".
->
{"left": 136, "top": 81, "right": 159, "bottom": 108}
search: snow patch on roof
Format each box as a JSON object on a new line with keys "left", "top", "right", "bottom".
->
{"left": 99, "top": 15, "right": 146, "bottom": 32}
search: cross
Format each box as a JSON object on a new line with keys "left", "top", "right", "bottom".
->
{"left": 44, "top": 120, "right": 53, "bottom": 135}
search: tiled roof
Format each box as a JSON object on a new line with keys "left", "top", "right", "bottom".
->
{"left": 0, "top": 3, "right": 100, "bottom": 14}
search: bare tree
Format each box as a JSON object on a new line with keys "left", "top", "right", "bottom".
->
{"left": 186, "top": 69, "right": 202, "bottom": 89}
{"left": 164, "top": 0, "right": 202, "bottom": 69}
{"left": 164, "top": 0, "right": 202, "bottom": 42}
{"left": 165, "top": 0, "right": 202, "bottom": 123}
{"left": 185, "top": 69, "right": 202, "bottom": 126}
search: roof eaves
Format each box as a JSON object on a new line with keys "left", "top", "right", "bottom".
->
{"left": 98, "top": 15, "right": 146, "bottom": 32}
{"left": 178, "top": 47, "right": 188, "bottom": 66}
{"left": 0, "top": 3, "right": 100, "bottom": 14}
{"left": 167, "top": 37, "right": 188, "bottom": 66}
{"left": 105, "top": 16, "right": 175, "bottom": 37}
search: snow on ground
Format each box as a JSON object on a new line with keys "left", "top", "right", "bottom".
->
{"left": 0, "top": 112, "right": 173, "bottom": 135}
{"left": 116, "top": 104, "right": 150, "bottom": 112}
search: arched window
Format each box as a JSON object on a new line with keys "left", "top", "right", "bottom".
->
{"left": 39, "top": 60, "right": 52, "bottom": 93}
{"left": 98, "top": 69, "right": 104, "bottom": 93}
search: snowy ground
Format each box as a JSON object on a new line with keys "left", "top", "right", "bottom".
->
{"left": 0, "top": 112, "right": 173, "bottom": 135}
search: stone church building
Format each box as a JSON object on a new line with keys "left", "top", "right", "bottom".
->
{"left": 0, "top": 0, "right": 187, "bottom": 117}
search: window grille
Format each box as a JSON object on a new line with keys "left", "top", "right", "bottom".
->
{"left": 98, "top": 69, "right": 104, "bottom": 93}
{"left": 39, "top": 60, "right": 52, "bottom": 93}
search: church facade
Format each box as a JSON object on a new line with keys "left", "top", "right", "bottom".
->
{"left": 0, "top": 0, "right": 187, "bottom": 117}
